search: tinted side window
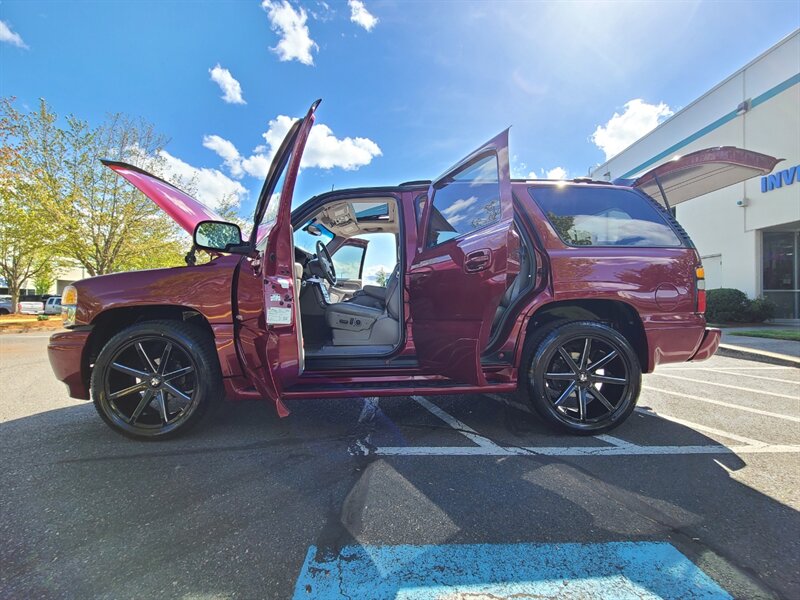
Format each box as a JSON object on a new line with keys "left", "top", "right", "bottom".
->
{"left": 426, "top": 154, "right": 501, "bottom": 248}
{"left": 530, "top": 186, "right": 682, "bottom": 247}
{"left": 331, "top": 244, "right": 364, "bottom": 280}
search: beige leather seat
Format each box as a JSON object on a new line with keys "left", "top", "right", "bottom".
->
{"left": 345, "top": 265, "right": 399, "bottom": 310}
{"left": 324, "top": 271, "right": 401, "bottom": 346}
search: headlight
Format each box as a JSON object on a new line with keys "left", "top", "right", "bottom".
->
{"left": 61, "top": 285, "right": 78, "bottom": 327}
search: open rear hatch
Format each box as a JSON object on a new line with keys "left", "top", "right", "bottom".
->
{"left": 616, "top": 147, "right": 782, "bottom": 207}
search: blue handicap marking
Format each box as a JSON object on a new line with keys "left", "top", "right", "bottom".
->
{"left": 293, "top": 541, "right": 732, "bottom": 599}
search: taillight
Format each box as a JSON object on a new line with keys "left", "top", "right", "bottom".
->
{"left": 695, "top": 266, "right": 706, "bottom": 313}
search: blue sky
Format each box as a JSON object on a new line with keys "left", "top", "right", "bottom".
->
{"left": 2, "top": 0, "right": 798, "bottom": 223}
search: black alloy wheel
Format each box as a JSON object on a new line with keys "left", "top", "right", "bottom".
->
{"left": 525, "top": 321, "right": 641, "bottom": 434}
{"left": 91, "top": 320, "right": 222, "bottom": 439}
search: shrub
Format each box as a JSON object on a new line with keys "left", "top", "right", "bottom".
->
{"left": 37, "top": 314, "right": 49, "bottom": 321}
{"left": 747, "top": 297, "right": 776, "bottom": 322}
{"left": 706, "top": 288, "right": 750, "bottom": 323}
{"left": 706, "top": 288, "right": 775, "bottom": 323}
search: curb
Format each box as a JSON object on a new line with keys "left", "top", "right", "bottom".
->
{"left": 717, "top": 343, "right": 800, "bottom": 368}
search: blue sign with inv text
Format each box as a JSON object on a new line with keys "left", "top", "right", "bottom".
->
{"left": 761, "top": 165, "right": 799, "bottom": 192}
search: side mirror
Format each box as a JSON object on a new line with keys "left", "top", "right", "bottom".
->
{"left": 193, "top": 220, "right": 248, "bottom": 254}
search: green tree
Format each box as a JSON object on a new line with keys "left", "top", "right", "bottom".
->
{"left": 33, "top": 265, "right": 55, "bottom": 295}
{"left": 0, "top": 98, "right": 58, "bottom": 311}
{"left": 16, "top": 99, "right": 186, "bottom": 276}
{"left": 374, "top": 267, "right": 388, "bottom": 287}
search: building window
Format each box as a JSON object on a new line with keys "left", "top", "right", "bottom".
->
{"left": 762, "top": 230, "right": 800, "bottom": 319}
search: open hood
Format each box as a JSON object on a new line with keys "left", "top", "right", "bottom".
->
{"left": 616, "top": 147, "right": 782, "bottom": 207}
{"left": 103, "top": 100, "right": 321, "bottom": 245}
{"left": 102, "top": 160, "right": 228, "bottom": 236}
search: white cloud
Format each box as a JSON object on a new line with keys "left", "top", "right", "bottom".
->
{"left": 545, "top": 166, "right": 568, "bottom": 180}
{"left": 203, "top": 116, "right": 382, "bottom": 179}
{"left": 0, "top": 20, "right": 28, "bottom": 49}
{"left": 592, "top": 99, "right": 673, "bottom": 160}
{"left": 525, "top": 167, "right": 567, "bottom": 179}
{"left": 442, "top": 196, "right": 477, "bottom": 217}
{"left": 303, "top": 121, "right": 382, "bottom": 170}
{"left": 348, "top": 0, "right": 378, "bottom": 31}
{"left": 262, "top": 0, "right": 317, "bottom": 66}
{"left": 209, "top": 64, "right": 246, "bottom": 105}
{"left": 158, "top": 150, "right": 247, "bottom": 209}
{"left": 202, "top": 134, "right": 244, "bottom": 177}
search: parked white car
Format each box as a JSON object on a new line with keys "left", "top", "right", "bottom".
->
{"left": 17, "top": 300, "right": 44, "bottom": 315}
{"left": 44, "top": 297, "right": 63, "bottom": 315}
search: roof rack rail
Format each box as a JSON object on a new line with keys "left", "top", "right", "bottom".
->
{"left": 399, "top": 179, "right": 431, "bottom": 187}
{"left": 571, "top": 177, "right": 612, "bottom": 185}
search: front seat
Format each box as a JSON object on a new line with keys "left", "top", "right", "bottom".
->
{"left": 346, "top": 265, "right": 399, "bottom": 310}
{"left": 324, "top": 271, "right": 401, "bottom": 346}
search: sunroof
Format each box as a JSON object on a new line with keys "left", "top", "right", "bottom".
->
{"left": 353, "top": 201, "right": 389, "bottom": 220}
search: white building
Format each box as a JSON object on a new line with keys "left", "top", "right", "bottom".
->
{"left": 590, "top": 30, "right": 800, "bottom": 320}
{"left": 2, "top": 262, "right": 89, "bottom": 298}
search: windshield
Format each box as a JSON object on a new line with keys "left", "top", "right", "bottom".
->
{"left": 294, "top": 220, "right": 334, "bottom": 254}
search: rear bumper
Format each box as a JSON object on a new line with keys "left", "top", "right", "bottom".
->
{"left": 687, "top": 327, "right": 721, "bottom": 362}
{"left": 48, "top": 329, "right": 92, "bottom": 400}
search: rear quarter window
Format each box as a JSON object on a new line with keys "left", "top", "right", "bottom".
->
{"left": 529, "top": 186, "right": 682, "bottom": 247}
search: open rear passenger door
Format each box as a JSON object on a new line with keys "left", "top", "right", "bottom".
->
{"left": 408, "top": 130, "right": 519, "bottom": 386}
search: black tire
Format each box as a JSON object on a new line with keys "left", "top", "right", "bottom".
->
{"left": 522, "top": 320, "right": 640, "bottom": 435}
{"left": 90, "top": 320, "right": 222, "bottom": 440}
{"left": 0, "top": 309, "right": 9, "bottom": 315}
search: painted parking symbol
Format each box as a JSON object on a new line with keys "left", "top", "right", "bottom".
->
{"left": 293, "top": 541, "right": 731, "bottom": 599}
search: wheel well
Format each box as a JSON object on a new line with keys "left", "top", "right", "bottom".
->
{"left": 85, "top": 306, "right": 214, "bottom": 369}
{"left": 524, "top": 300, "right": 648, "bottom": 369}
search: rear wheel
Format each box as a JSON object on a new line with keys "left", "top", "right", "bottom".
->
{"left": 90, "top": 320, "right": 222, "bottom": 440}
{"left": 524, "top": 321, "right": 640, "bottom": 435}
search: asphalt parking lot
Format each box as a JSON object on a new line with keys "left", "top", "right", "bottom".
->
{"left": 1, "top": 333, "right": 798, "bottom": 599}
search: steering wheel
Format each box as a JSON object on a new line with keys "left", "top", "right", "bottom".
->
{"left": 315, "top": 240, "right": 337, "bottom": 286}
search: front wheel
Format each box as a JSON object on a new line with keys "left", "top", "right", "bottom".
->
{"left": 90, "top": 320, "right": 222, "bottom": 440}
{"left": 524, "top": 321, "right": 641, "bottom": 435}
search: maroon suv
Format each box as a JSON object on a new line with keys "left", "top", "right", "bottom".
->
{"left": 47, "top": 100, "right": 779, "bottom": 439}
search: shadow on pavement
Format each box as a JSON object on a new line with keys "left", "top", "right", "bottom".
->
{"left": 1, "top": 395, "right": 798, "bottom": 599}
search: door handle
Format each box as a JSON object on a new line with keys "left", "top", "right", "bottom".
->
{"left": 464, "top": 249, "right": 492, "bottom": 273}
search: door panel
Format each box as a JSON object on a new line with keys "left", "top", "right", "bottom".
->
{"left": 409, "top": 129, "right": 518, "bottom": 386}
{"left": 234, "top": 101, "right": 319, "bottom": 414}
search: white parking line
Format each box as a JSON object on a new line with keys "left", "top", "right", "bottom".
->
{"left": 642, "top": 386, "right": 800, "bottom": 423}
{"left": 594, "top": 434, "right": 635, "bottom": 447}
{"left": 659, "top": 365, "right": 795, "bottom": 371}
{"left": 410, "top": 395, "right": 504, "bottom": 450}
{"left": 681, "top": 368, "right": 800, "bottom": 385}
{"left": 381, "top": 395, "right": 797, "bottom": 458}
{"left": 375, "top": 444, "right": 800, "bottom": 456}
{"left": 651, "top": 372, "right": 800, "bottom": 400}
{"left": 634, "top": 407, "right": 768, "bottom": 447}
